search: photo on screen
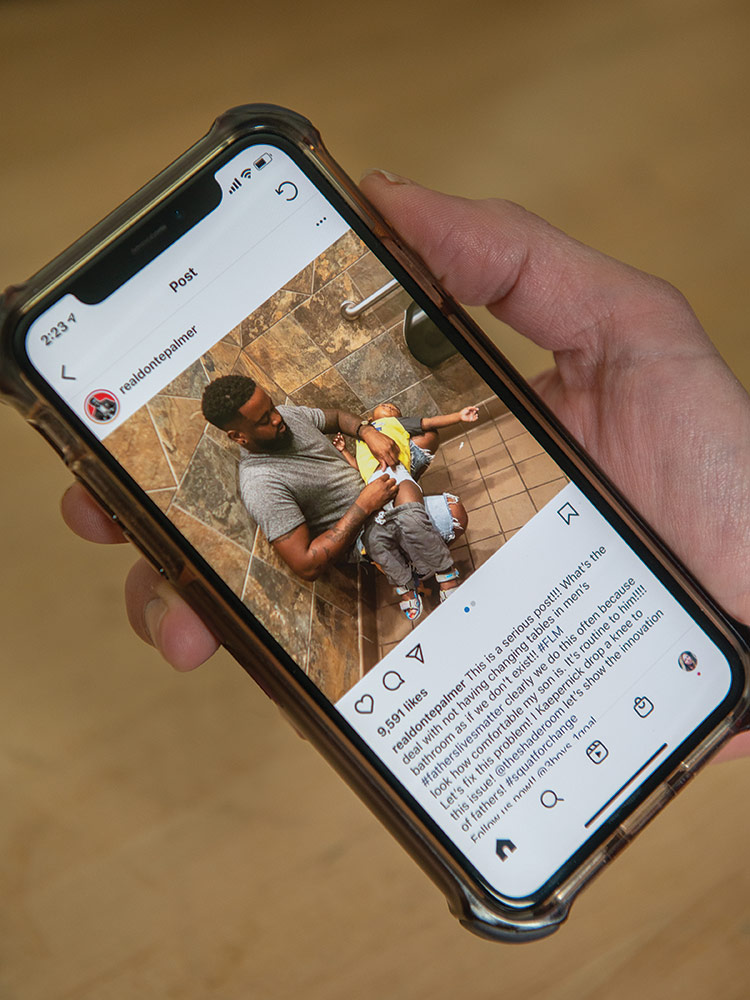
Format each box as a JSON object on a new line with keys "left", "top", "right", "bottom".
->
{"left": 104, "top": 230, "right": 568, "bottom": 701}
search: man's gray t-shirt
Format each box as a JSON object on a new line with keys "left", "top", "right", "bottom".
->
{"left": 238, "top": 405, "right": 364, "bottom": 543}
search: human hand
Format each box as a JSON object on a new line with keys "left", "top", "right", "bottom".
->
{"left": 332, "top": 431, "right": 347, "bottom": 452}
{"left": 357, "top": 474, "right": 398, "bottom": 515}
{"left": 459, "top": 405, "right": 480, "bottom": 423}
{"left": 360, "top": 425, "right": 400, "bottom": 470}
{"left": 359, "top": 169, "right": 750, "bottom": 760}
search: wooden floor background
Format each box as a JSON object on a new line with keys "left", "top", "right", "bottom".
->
{"left": 1, "top": 1, "right": 749, "bottom": 996}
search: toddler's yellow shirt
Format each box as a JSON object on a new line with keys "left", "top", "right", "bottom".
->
{"left": 355, "top": 416, "right": 411, "bottom": 481}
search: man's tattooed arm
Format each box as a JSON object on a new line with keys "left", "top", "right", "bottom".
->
{"left": 271, "top": 478, "right": 397, "bottom": 581}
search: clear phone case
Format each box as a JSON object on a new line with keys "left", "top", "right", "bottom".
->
{"left": 2, "top": 104, "right": 749, "bottom": 941}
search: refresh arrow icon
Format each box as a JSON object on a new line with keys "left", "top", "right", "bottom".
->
{"left": 275, "top": 181, "right": 298, "bottom": 201}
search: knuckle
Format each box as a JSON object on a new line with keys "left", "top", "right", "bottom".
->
{"left": 642, "top": 273, "right": 692, "bottom": 313}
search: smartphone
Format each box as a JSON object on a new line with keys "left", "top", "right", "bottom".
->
{"left": 1, "top": 105, "right": 748, "bottom": 941}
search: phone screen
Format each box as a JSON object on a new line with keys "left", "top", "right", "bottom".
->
{"left": 22, "top": 140, "right": 742, "bottom": 901}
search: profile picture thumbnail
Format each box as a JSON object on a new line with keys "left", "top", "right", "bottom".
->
{"left": 678, "top": 650, "right": 698, "bottom": 672}
{"left": 85, "top": 389, "right": 119, "bottom": 423}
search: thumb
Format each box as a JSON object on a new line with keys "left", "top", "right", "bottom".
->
{"left": 358, "top": 170, "right": 698, "bottom": 358}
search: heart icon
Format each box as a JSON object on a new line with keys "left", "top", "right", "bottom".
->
{"left": 354, "top": 694, "right": 374, "bottom": 714}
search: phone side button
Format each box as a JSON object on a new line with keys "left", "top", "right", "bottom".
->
{"left": 76, "top": 479, "right": 122, "bottom": 526}
{"left": 76, "top": 480, "right": 165, "bottom": 576}
{"left": 31, "top": 412, "right": 82, "bottom": 465}
{"left": 82, "top": 487, "right": 175, "bottom": 579}
{"left": 121, "top": 529, "right": 167, "bottom": 576}
{"left": 32, "top": 422, "right": 68, "bottom": 461}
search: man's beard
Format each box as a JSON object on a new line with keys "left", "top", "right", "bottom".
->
{"left": 260, "top": 424, "right": 293, "bottom": 451}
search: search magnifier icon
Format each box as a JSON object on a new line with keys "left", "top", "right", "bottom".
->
{"left": 540, "top": 790, "right": 564, "bottom": 809}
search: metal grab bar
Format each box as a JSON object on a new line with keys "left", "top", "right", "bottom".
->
{"left": 340, "top": 278, "right": 400, "bottom": 319}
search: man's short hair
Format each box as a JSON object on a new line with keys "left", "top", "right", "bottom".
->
{"left": 201, "top": 374, "right": 257, "bottom": 429}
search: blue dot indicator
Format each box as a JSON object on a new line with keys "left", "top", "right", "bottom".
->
{"left": 464, "top": 606, "right": 471, "bottom": 613}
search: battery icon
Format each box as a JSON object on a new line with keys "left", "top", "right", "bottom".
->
{"left": 253, "top": 152, "right": 273, "bottom": 170}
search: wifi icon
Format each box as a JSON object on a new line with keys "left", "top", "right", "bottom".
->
{"left": 240, "top": 168, "right": 252, "bottom": 180}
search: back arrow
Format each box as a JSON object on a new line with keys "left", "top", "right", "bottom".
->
{"left": 61, "top": 365, "right": 76, "bottom": 380}
{"left": 495, "top": 838, "right": 517, "bottom": 861}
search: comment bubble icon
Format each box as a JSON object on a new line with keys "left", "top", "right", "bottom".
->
{"left": 383, "top": 671, "right": 405, "bottom": 691}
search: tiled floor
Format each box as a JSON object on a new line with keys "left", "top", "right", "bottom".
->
{"left": 375, "top": 397, "right": 568, "bottom": 659}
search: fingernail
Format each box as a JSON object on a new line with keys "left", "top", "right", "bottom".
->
{"left": 360, "top": 168, "right": 413, "bottom": 186}
{"left": 144, "top": 597, "right": 166, "bottom": 649}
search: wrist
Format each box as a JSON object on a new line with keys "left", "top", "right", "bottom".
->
{"left": 353, "top": 496, "right": 375, "bottom": 518}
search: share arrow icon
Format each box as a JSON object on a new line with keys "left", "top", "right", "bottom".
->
{"left": 405, "top": 643, "right": 424, "bottom": 664}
